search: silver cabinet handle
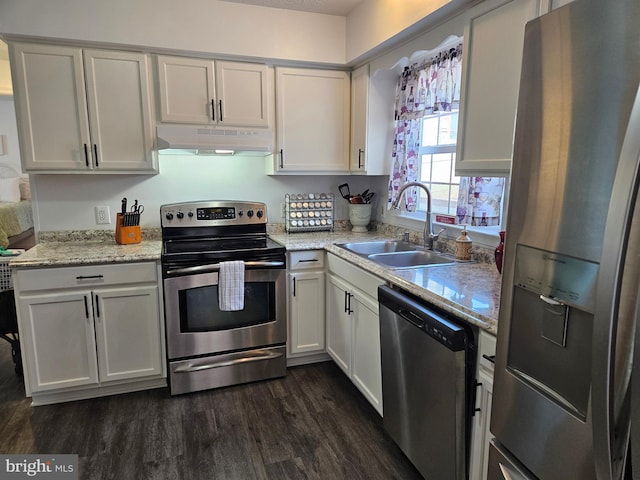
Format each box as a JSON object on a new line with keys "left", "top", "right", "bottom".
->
{"left": 167, "top": 260, "right": 284, "bottom": 276}
{"left": 174, "top": 350, "right": 283, "bottom": 373}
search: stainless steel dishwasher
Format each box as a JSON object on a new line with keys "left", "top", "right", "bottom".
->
{"left": 378, "top": 285, "right": 476, "bottom": 480}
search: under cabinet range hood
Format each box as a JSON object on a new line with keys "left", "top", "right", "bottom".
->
{"left": 156, "top": 124, "right": 274, "bottom": 156}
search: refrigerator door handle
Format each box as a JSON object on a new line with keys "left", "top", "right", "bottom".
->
{"left": 592, "top": 84, "right": 640, "bottom": 480}
{"left": 499, "top": 462, "right": 527, "bottom": 480}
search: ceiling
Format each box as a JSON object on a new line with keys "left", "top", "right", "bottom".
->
{"left": 218, "top": 0, "right": 364, "bottom": 16}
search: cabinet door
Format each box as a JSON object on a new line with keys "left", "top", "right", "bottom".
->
{"left": 11, "top": 43, "right": 91, "bottom": 171}
{"left": 157, "top": 56, "right": 216, "bottom": 124}
{"left": 289, "top": 271, "right": 326, "bottom": 355}
{"left": 93, "top": 284, "right": 163, "bottom": 383}
{"left": 326, "top": 273, "right": 352, "bottom": 375}
{"left": 84, "top": 49, "right": 156, "bottom": 172}
{"left": 351, "top": 290, "right": 383, "bottom": 415}
{"left": 470, "top": 368, "right": 494, "bottom": 480}
{"left": 216, "top": 61, "right": 269, "bottom": 128}
{"left": 275, "top": 67, "right": 350, "bottom": 173}
{"left": 350, "top": 64, "right": 368, "bottom": 173}
{"left": 19, "top": 291, "right": 99, "bottom": 392}
{"left": 456, "top": 0, "right": 541, "bottom": 176}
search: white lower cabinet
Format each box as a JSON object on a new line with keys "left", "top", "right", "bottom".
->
{"left": 469, "top": 330, "right": 497, "bottom": 480}
{"left": 287, "top": 250, "right": 327, "bottom": 364}
{"left": 15, "top": 262, "right": 166, "bottom": 405}
{"left": 326, "top": 274, "right": 352, "bottom": 373}
{"left": 326, "top": 253, "right": 384, "bottom": 415}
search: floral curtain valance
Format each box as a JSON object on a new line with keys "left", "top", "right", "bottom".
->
{"left": 388, "top": 44, "right": 463, "bottom": 211}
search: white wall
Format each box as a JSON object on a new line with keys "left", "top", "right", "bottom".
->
{"left": 347, "top": 0, "right": 450, "bottom": 62}
{"left": 30, "top": 155, "right": 382, "bottom": 232}
{"left": 0, "top": 0, "right": 346, "bottom": 65}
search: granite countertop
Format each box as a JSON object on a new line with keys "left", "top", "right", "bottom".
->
{"left": 271, "top": 231, "right": 501, "bottom": 334}
{"left": 8, "top": 240, "right": 162, "bottom": 267}
{"left": 9, "top": 229, "right": 501, "bottom": 334}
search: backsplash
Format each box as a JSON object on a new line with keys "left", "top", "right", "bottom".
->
{"left": 39, "top": 222, "right": 499, "bottom": 267}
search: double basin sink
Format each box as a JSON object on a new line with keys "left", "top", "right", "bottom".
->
{"left": 336, "top": 240, "right": 455, "bottom": 269}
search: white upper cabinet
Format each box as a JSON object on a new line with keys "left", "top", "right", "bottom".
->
{"left": 350, "top": 65, "right": 369, "bottom": 173}
{"left": 349, "top": 64, "right": 395, "bottom": 175}
{"left": 269, "top": 67, "right": 350, "bottom": 174}
{"left": 215, "top": 61, "right": 269, "bottom": 127}
{"left": 157, "top": 56, "right": 215, "bottom": 124}
{"left": 455, "top": 0, "right": 543, "bottom": 176}
{"left": 84, "top": 49, "right": 156, "bottom": 172}
{"left": 157, "top": 56, "right": 270, "bottom": 128}
{"left": 11, "top": 43, "right": 156, "bottom": 173}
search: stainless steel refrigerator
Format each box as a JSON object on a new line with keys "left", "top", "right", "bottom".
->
{"left": 490, "top": 0, "right": 640, "bottom": 479}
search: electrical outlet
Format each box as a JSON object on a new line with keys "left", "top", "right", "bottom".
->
{"left": 95, "top": 205, "right": 111, "bottom": 225}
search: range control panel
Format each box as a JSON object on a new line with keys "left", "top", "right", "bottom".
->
{"left": 161, "top": 201, "right": 267, "bottom": 228}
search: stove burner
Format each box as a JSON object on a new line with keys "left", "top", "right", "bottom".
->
{"left": 160, "top": 201, "right": 285, "bottom": 275}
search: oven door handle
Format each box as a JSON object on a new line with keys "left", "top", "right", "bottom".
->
{"left": 167, "top": 260, "right": 284, "bottom": 276}
{"left": 173, "top": 350, "right": 283, "bottom": 373}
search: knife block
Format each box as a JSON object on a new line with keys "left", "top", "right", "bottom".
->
{"left": 115, "top": 213, "right": 141, "bottom": 245}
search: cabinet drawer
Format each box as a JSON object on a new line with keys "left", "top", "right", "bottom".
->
{"left": 16, "top": 262, "right": 158, "bottom": 293}
{"left": 288, "top": 250, "right": 325, "bottom": 271}
{"left": 326, "top": 253, "right": 383, "bottom": 299}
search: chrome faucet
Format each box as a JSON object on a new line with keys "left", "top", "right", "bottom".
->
{"left": 391, "top": 181, "right": 445, "bottom": 250}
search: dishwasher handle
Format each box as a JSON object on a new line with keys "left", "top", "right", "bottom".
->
{"left": 399, "top": 307, "right": 425, "bottom": 329}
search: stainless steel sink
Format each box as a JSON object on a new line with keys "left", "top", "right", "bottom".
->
{"left": 337, "top": 240, "right": 417, "bottom": 256}
{"left": 367, "top": 250, "right": 455, "bottom": 268}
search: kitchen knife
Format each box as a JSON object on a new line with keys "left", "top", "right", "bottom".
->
{"left": 121, "top": 197, "right": 127, "bottom": 215}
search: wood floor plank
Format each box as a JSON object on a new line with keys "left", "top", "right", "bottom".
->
{"left": 0, "top": 340, "right": 423, "bottom": 479}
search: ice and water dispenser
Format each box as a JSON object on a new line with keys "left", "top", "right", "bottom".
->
{"left": 507, "top": 244, "right": 599, "bottom": 420}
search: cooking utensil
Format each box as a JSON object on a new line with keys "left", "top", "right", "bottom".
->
{"left": 338, "top": 183, "right": 351, "bottom": 200}
{"left": 350, "top": 195, "right": 364, "bottom": 204}
{"left": 364, "top": 192, "right": 375, "bottom": 203}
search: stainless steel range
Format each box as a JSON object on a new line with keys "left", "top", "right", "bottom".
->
{"left": 161, "top": 200, "right": 287, "bottom": 395}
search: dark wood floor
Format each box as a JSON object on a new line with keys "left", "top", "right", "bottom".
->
{"left": 0, "top": 341, "right": 423, "bottom": 480}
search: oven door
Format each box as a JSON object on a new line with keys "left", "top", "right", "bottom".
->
{"left": 164, "top": 264, "right": 286, "bottom": 360}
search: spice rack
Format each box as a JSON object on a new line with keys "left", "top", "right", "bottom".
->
{"left": 285, "top": 193, "right": 334, "bottom": 233}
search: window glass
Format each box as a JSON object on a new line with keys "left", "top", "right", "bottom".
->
{"left": 416, "top": 111, "right": 504, "bottom": 224}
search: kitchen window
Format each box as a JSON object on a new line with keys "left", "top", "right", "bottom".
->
{"left": 388, "top": 42, "right": 506, "bottom": 235}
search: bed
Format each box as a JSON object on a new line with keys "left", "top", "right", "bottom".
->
{"left": 0, "top": 164, "right": 34, "bottom": 249}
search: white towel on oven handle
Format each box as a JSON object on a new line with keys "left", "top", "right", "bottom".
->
{"left": 218, "top": 260, "right": 245, "bottom": 311}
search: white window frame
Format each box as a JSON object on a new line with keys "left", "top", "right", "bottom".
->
{"left": 392, "top": 111, "right": 507, "bottom": 247}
